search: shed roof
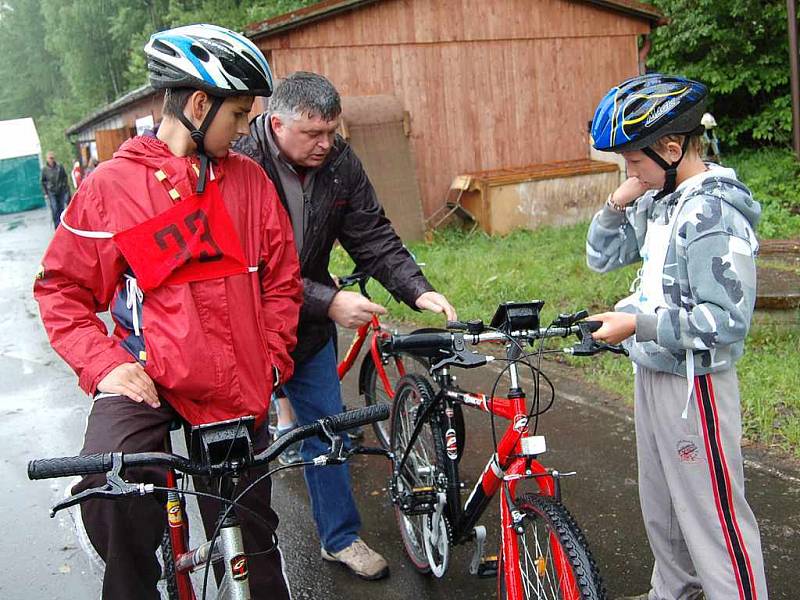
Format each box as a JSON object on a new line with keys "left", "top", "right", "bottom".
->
{"left": 65, "top": 84, "right": 156, "bottom": 137}
{"left": 246, "top": 0, "right": 663, "bottom": 40}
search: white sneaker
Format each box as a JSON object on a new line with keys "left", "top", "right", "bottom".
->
{"left": 321, "top": 538, "right": 389, "bottom": 580}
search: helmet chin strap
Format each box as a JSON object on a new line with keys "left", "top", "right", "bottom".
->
{"left": 176, "top": 95, "right": 225, "bottom": 194}
{"left": 643, "top": 125, "right": 705, "bottom": 200}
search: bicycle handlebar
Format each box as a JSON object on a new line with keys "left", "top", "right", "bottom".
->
{"left": 28, "top": 404, "right": 390, "bottom": 481}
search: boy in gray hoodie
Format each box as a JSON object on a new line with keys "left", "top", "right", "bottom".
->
{"left": 586, "top": 74, "right": 768, "bottom": 600}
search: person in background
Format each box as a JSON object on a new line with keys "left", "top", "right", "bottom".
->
{"left": 71, "top": 160, "right": 83, "bottom": 189}
{"left": 40, "top": 151, "right": 71, "bottom": 228}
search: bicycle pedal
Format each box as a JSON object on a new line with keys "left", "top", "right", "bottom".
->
{"left": 397, "top": 489, "right": 437, "bottom": 515}
{"left": 476, "top": 556, "right": 498, "bottom": 578}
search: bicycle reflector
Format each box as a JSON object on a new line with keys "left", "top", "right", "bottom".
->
{"left": 489, "top": 301, "right": 544, "bottom": 333}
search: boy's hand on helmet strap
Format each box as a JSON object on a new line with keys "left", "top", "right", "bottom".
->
{"left": 612, "top": 177, "right": 651, "bottom": 207}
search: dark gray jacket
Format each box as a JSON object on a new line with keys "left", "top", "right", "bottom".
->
{"left": 234, "top": 113, "right": 433, "bottom": 362}
{"left": 40, "top": 162, "right": 69, "bottom": 196}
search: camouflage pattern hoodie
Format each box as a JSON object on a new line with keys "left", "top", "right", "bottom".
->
{"left": 586, "top": 165, "right": 760, "bottom": 376}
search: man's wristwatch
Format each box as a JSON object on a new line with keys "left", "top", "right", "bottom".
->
{"left": 606, "top": 192, "right": 627, "bottom": 213}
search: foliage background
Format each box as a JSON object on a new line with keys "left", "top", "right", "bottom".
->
{"left": 648, "top": 0, "right": 798, "bottom": 149}
{"left": 0, "top": 0, "right": 314, "bottom": 168}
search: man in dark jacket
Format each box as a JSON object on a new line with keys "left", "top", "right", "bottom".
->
{"left": 40, "top": 151, "right": 71, "bottom": 228}
{"left": 234, "top": 71, "right": 455, "bottom": 581}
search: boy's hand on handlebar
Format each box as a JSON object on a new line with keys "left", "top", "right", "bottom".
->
{"left": 415, "top": 291, "right": 457, "bottom": 322}
{"left": 328, "top": 290, "right": 387, "bottom": 328}
{"left": 587, "top": 312, "right": 636, "bottom": 345}
{"left": 97, "top": 362, "right": 160, "bottom": 408}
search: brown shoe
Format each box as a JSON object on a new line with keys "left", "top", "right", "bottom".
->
{"left": 321, "top": 538, "right": 389, "bottom": 580}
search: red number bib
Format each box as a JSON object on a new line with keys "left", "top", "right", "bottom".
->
{"left": 113, "top": 180, "right": 249, "bottom": 291}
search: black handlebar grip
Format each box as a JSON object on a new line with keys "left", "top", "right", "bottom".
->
{"left": 28, "top": 453, "right": 114, "bottom": 480}
{"left": 327, "top": 405, "right": 390, "bottom": 433}
{"left": 386, "top": 332, "right": 453, "bottom": 352}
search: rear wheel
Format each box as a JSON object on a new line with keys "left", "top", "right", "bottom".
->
{"left": 390, "top": 374, "right": 445, "bottom": 573}
{"left": 364, "top": 352, "right": 428, "bottom": 448}
{"left": 498, "top": 494, "right": 605, "bottom": 600}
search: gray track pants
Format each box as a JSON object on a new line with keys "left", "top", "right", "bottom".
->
{"left": 634, "top": 366, "right": 768, "bottom": 600}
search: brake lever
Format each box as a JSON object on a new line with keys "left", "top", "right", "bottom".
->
{"left": 313, "top": 421, "right": 348, "bottom": 466}
{"left": 566, "top": 320, "right": 629, "bottom": 357}
{"left": 48, "top": 453, "right": 152, "bottom": 517}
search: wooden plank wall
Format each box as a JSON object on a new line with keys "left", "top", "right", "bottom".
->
{"left": 256, "top": 0, "right": 649, "bottom": 217}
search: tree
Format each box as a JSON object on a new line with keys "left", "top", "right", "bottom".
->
{"left": 648, "top": 0, "right": 798, "bottom": 147}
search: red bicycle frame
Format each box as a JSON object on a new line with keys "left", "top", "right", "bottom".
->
{"left": 336, "top": 314, "right": 408, "bottom": 397}
{"left": 441, "top": 388, "right": 582, "bottom": 599}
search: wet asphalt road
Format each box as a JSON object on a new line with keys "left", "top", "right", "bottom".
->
{"left": 2, "top": 208, "right": 799, "bottom": 599}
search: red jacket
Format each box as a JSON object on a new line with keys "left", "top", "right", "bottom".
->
{"left": 34, "top": 136, "right": 302, "bottom": 426}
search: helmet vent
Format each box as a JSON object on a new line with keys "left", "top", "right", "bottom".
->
{"left": 191, "top": 45, "right": 210, "bottom": 62}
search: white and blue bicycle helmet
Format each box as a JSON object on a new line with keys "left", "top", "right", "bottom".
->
{"left": 145, "top": 24, "right": 273, "bottom": 97}
{"left": 145, "top": 24, "right": 273, "bottom": 191}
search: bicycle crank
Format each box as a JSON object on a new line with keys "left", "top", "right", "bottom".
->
{"left": 422, "top": 492, "right": 450, "bottom": 577}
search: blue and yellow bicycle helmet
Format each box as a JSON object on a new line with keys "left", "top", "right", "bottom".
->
{"left": 591, "top": 74, "right": 708, "bottom": 197}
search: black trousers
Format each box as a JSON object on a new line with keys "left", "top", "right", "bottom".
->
{"left": 73, "top": 395, "right": 290, "bottom": 600}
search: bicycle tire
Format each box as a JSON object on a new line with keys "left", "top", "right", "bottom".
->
{"left": 160, "top": 527, "right": 180, "bottom": 600}
{"left": 497, "top": 494, "right": 606, "bottom": 600}
{"left": 363, "top": 352, "right": 429, "bottom": 449}
{"left": 390, "top": 373, "right": 447, "bottom": 574}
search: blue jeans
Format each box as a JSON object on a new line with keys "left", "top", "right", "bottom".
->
{"left": 46, "top": 189, "right": 70, "bottom": 229}
{"left": 281, "top": 338, "right": 361, "bottom": 552}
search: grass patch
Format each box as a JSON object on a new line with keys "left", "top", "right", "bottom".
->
{"left": 723, "top": 147, "right": 800, "bottom": 239}
{"left": 330, "top": 224, "right": 800, "bottom": 457}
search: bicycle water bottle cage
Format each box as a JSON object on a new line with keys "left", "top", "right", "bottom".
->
{"left": 489, "top": 301, "right": 544, "bottom": 333}
{"left": 190, "top": 416, "right": 256, "bottom": 467}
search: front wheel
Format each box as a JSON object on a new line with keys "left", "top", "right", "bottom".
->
{"left": 498, "top": 494, "right": 605, "bottom": 600}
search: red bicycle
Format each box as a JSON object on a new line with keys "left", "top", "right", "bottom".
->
{"left": 386, "top": 301, "right": 626, "bottom": 599}
{"left": 335, "top": 271, "right": 427, "bottom": 448}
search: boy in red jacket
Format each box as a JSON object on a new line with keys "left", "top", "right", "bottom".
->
{"left": 34, "top": 25, "right": 301, "bottom": 599}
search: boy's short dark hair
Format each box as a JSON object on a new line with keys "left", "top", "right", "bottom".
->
{"left": 162, "top": 88, "right": 197, "bottom": 118}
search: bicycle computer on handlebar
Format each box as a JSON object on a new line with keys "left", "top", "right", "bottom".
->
{"left": 489, "top": 301, "right": 545, "bottom": 333}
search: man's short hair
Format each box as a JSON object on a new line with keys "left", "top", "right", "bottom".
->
{"left": 162, "top": 88, "right": 197, "bottom": 118}
{"left": 269, "top": 72, "right": 341, "bottom": 122}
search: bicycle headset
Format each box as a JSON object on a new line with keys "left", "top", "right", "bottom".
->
{"left": 590, "top": 73, "right": 708, "bottom": 199}
{"left": 144, "top": 24, "right": 274, "bottom": 193}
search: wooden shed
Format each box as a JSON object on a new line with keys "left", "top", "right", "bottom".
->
{"left": 247, "top": 0, "right": 662, "bottom": 232}
{"left": 65, "top": 85, "right": 164, "bottom": 164}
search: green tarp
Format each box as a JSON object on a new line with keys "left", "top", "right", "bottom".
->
{"left": 0, "top": 154, "right": 44, "bottom": 214}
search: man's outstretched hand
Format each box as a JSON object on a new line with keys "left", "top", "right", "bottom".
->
{"left": 415, "top": 291, "right": 457, "bottom": 322}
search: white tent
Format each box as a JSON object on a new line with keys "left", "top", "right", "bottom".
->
{"left": 0, "top": 117, "right": 41, "bottom": 160}
{"left": 0, "top": 117, "right": 45, "bottom": 213}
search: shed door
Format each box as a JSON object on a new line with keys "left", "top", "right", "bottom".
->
{"left": 95, "top": 127, "right": 134, "bottom": 161}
